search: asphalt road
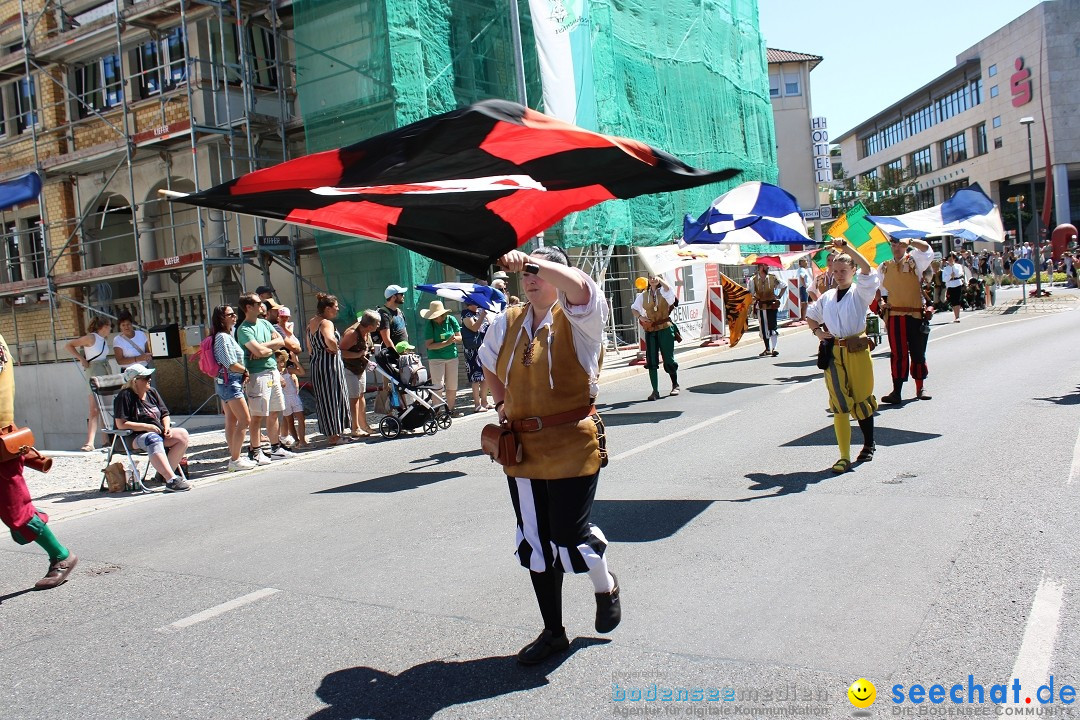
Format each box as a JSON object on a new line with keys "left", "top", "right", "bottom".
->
{"left": 3, "top": 299, "right": 1079, "bottom": 720}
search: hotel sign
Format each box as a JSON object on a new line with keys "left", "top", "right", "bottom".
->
{"left": 811, "top": 117, "right": 832, "bottom": 183}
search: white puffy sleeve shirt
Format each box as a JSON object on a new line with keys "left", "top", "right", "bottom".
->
{"left": 479, "top": 268, "right": 608, "bottom": 397}
{"left": 630, "top": 285, "right": 676, "bottom": 316}
{"left": 806, "top": 271, "right": 882, "bottom": 339}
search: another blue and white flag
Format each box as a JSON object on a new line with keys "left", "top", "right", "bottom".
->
{"left": 867, "top": 183, "right": 1004, "bottom": 243}
{"left": 683, "top": 181, "right": 812, "bottom": 245}
{"left": 416, "top": 282, "right": 507, "bottom": 313}
{"left": 0, "top": 172, "right": 41, "bottom": 213}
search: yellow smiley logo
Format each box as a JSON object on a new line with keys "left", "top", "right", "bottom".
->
{"left": 848, "top": 678, "right": 876, "bottom": 708}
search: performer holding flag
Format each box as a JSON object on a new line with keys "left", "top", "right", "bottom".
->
{"left": 877, "top": 237, "right": 935, "bottom": 403}
{"left": 631, "top": 275, "right": 680, "bottom": 401}
{"left": 749, "top": 263, "right": 782, "bottom": 357}
{"left": 806, "top": 240, "right": 881, "bottom": 474}
{"left": 480, "top": 246, "right": 618, "bottom": 665}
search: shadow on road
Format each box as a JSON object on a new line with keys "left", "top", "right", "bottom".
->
{"left": 314, "top": 471, "right": 465, "bottom": 494}
{"left": 774, "top": 373, "right": 817, "bottom": 385}
{"left": 1035, "top": 386, "right": 1080, "bottom": 406}
{"left": 686, "top": 381, "right": 765, "bottom": 395}
{"left": 601, "top": 411, "right": 682, "bottom": 427}
{"left": 591, "top": 499, "right": 713, "bottom": 542}
{"left": 308, "top": 640, "right": 608, "bottom": 720}
{"left": 0, "top": 588, "right": 35, "bottom": 604}
{"left": 731, "top": 470, "right": 835, "bottom": 502}
{"left": 409, "top": 449, "right": 485, "bottom": 467}
{"left": 597, "top": 397, "right": 656, "bottom": 412}
{"left": 781, "top": 426, "right": 941, "bottom": 448}
{"left": 772, "top": 358, "right": 818, "bottom": 368}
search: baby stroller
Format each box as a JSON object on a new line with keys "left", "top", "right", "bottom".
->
{"left": 371, "top": 346, "right": 452, "bottom": 438}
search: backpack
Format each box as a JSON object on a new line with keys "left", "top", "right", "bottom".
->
{"left": 197, "top": 334, "right": 222, "bottom": 378}
{"left": 398, "top": 352, "right": 427, "bottom": 387}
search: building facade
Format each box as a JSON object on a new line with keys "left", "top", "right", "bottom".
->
{"left": 835, "top": 0, "right": 1080, "bottom": 239}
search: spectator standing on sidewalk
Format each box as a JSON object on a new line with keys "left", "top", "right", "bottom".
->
{"left": 377, "top": 285, "right": 409, "bottom": 348}
{"left": 211, "top": 305, "right": 256, "bottom": 471}
{"left": 340, "top": 310, "right": 379, "bottom": 437}
{"left": 461, "top": 301, "right": 493, "bottom": 412}
{"left": 421, "top": 300, "right": 463, "bottom": 416}
{"left": 0, "top": 332, "right": 79, "bottom": 589}
{"left": 237, "top": 293, "right": 294, "bottom": 462}
{"left": 65, "top": 316, "right": 113, "bottom": 452}
{"left": 307, "top": 293, "right": 352, "bottom": 446}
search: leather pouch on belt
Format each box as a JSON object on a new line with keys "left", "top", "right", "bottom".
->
{"left": 481, "top": 424, "right": 523, "bottom": 466}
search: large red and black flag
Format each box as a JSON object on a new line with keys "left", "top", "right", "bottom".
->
{"left": 173, "top": 100, "right": 739, "bottom": 277}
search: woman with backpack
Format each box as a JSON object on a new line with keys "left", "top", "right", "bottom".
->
{"left": 209, "top": 305, "right": 257, "bottom": 471}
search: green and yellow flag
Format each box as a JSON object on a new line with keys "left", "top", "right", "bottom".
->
{"left": 814, "top": 202, "right": 892, "bottom": 269}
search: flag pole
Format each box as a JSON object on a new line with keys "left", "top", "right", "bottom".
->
{"left": 509, "top": 0, "right": 528, "bottom": 107}
{"left": 510, "top": 0, "right": 545, "bottom": 248}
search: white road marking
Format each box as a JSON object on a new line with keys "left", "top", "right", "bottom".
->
{"left": 1069, "top": 426, "right": 1080, "bottom": 485}
{"left": 927, "top": 315, "right": 1046, "bottom": 344}
{"left": 1008, "top": 577, "right": 1065, "bottom": 704}
{"left": 609, "top": 410, "right": 741, "bottom": 462}
{"left": 156, "top": 588, "right": 280, "bottom": 632}
{"left": 779, "top": 379, "right": 817, "bottom": 394}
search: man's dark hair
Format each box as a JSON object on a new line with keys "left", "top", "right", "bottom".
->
{"left": 238, "top": 292, "right": 261, "bottom": 310}
{"left": 532, "top": 245, "right": 570, "bottom": 266}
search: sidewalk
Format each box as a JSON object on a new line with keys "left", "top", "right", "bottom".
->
{"left": 31, "top": 323, "right": 810, "bottom": 523}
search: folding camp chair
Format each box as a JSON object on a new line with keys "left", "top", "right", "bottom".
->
{"left": 88, "top": 374, "right": 187, "bottom": 493}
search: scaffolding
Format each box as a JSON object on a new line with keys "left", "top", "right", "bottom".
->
{"left": 0, "top": 0, "right": 333, "bottom": 411}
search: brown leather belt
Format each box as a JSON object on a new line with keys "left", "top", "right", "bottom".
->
{"left": 887, "top": 306, "right": 923, "bottom": 313}
{"left": 510, "top": 405, "right": 596, "bottom": 433}
{"left": 836, "top": 335, "right": 868, "bottom": 348}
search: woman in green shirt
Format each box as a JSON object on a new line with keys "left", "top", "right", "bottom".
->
{"left": 421, "top": 300, "right": 462, "bottom": 416}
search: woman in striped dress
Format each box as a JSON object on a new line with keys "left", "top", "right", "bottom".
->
{"left": 306, "top": 293, "right": 351, "bottom": 445}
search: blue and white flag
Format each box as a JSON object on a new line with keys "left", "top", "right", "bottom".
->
{"left": 0, "top": 172, "right": 41, "bottom": 213}
{"left": 683, "top": 181, "right": 812, "bottom": 245}
{"left": 416, "top": 282, "right": 507, "bottom": 313}
{"left": 866, "top": 183, "right": 1004, "bottom": 243}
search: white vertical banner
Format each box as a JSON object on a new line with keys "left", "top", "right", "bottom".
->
{"left": 527, "top": 0, "right": 596, "bottom": 130}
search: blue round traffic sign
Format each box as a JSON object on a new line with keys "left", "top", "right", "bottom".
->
{"left": 1012, "top": 258, "right": 1035, "bottom": 281}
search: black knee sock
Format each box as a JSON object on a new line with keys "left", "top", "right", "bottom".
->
{"left": 857, "top": 417, "right": 874, "bottom": 448}
{"left": 890, "top": 377, "right": 903, "bottom": 397}
{"left": 669, "top": 371, "right": 679, "bottom": 388}
{"left": 529, "top": 570, "right": 564, "bottom": 633}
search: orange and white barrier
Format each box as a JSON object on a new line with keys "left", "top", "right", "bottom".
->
{"left": 701, "top": 285, "right": 727, "bottom": 347}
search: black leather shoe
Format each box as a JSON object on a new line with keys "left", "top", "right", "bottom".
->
{"left": 516, "top": 628, "right": 570, "bottom": 665}
{"left": 917, "top": 386, "right": 932, "bottom": 400}
{"left": 595, "top": 573, "right": 621, "bottom": 633}
{"left": 879, "top": 392, "right": 901, "bottom": 405}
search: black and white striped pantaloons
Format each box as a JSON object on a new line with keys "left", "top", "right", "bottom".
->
{"left": 507, "top": 472, "right": 607, "bottom": 574}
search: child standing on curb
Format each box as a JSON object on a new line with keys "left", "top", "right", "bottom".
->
{"left": 276, "top": 350, "right": 308, "bottom": 449}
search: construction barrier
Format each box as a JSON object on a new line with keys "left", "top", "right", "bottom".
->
{"left": 701, "top": 285, "right": 727, "bottom": 347}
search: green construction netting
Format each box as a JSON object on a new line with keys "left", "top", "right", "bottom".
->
{"left": 293, "top": 0, "right": 777, "bottom": 334}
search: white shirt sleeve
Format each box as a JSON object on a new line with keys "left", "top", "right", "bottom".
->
{"left": 659, "top": 285, "right": 677, "bottom": 305}
{"left": 630, "top": 292, "right": 645, "bottom": 316}
{"left": 806, "top": 296, "right": 825, "bottom": 326}
{"left": 854, "top": 269, "right": 882, "bottom": 305}
{"left": 910, "top": 246, "right": 935, "bottom": 276}
{"left": 557, "top": 268, "right": 606, "bottom": 356}
{"left": 478, "top": 309, "right": 509, "bottom": 375}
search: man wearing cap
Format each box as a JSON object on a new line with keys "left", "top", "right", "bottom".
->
{"left": 479, "top": 245, "right": 619, "bottom": 666}
{"left": 0, "top": 331, "right": 79, "bottom": 588}
{"left": 631, "top": 275, "right": 679, "bottom": 401}
{"left": 421, "top": 300, "right": 462, "bottom": 415}
{"left": 113, "top": 363, "right": 191, "bottom": 492}
{"left": 491, "top": 271, "right": 509, "bottom": 299}
{"left": 877, "top": 237, "right": 935, "bottom": 404}
{"left": 749, "top": 262, "right": 782, "bottom": 357}
{"left": 237, "top": 292, "right": 296, "bottom": 463}
{"left": 377, "top": 285, "right": 409, "bottom": 348}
